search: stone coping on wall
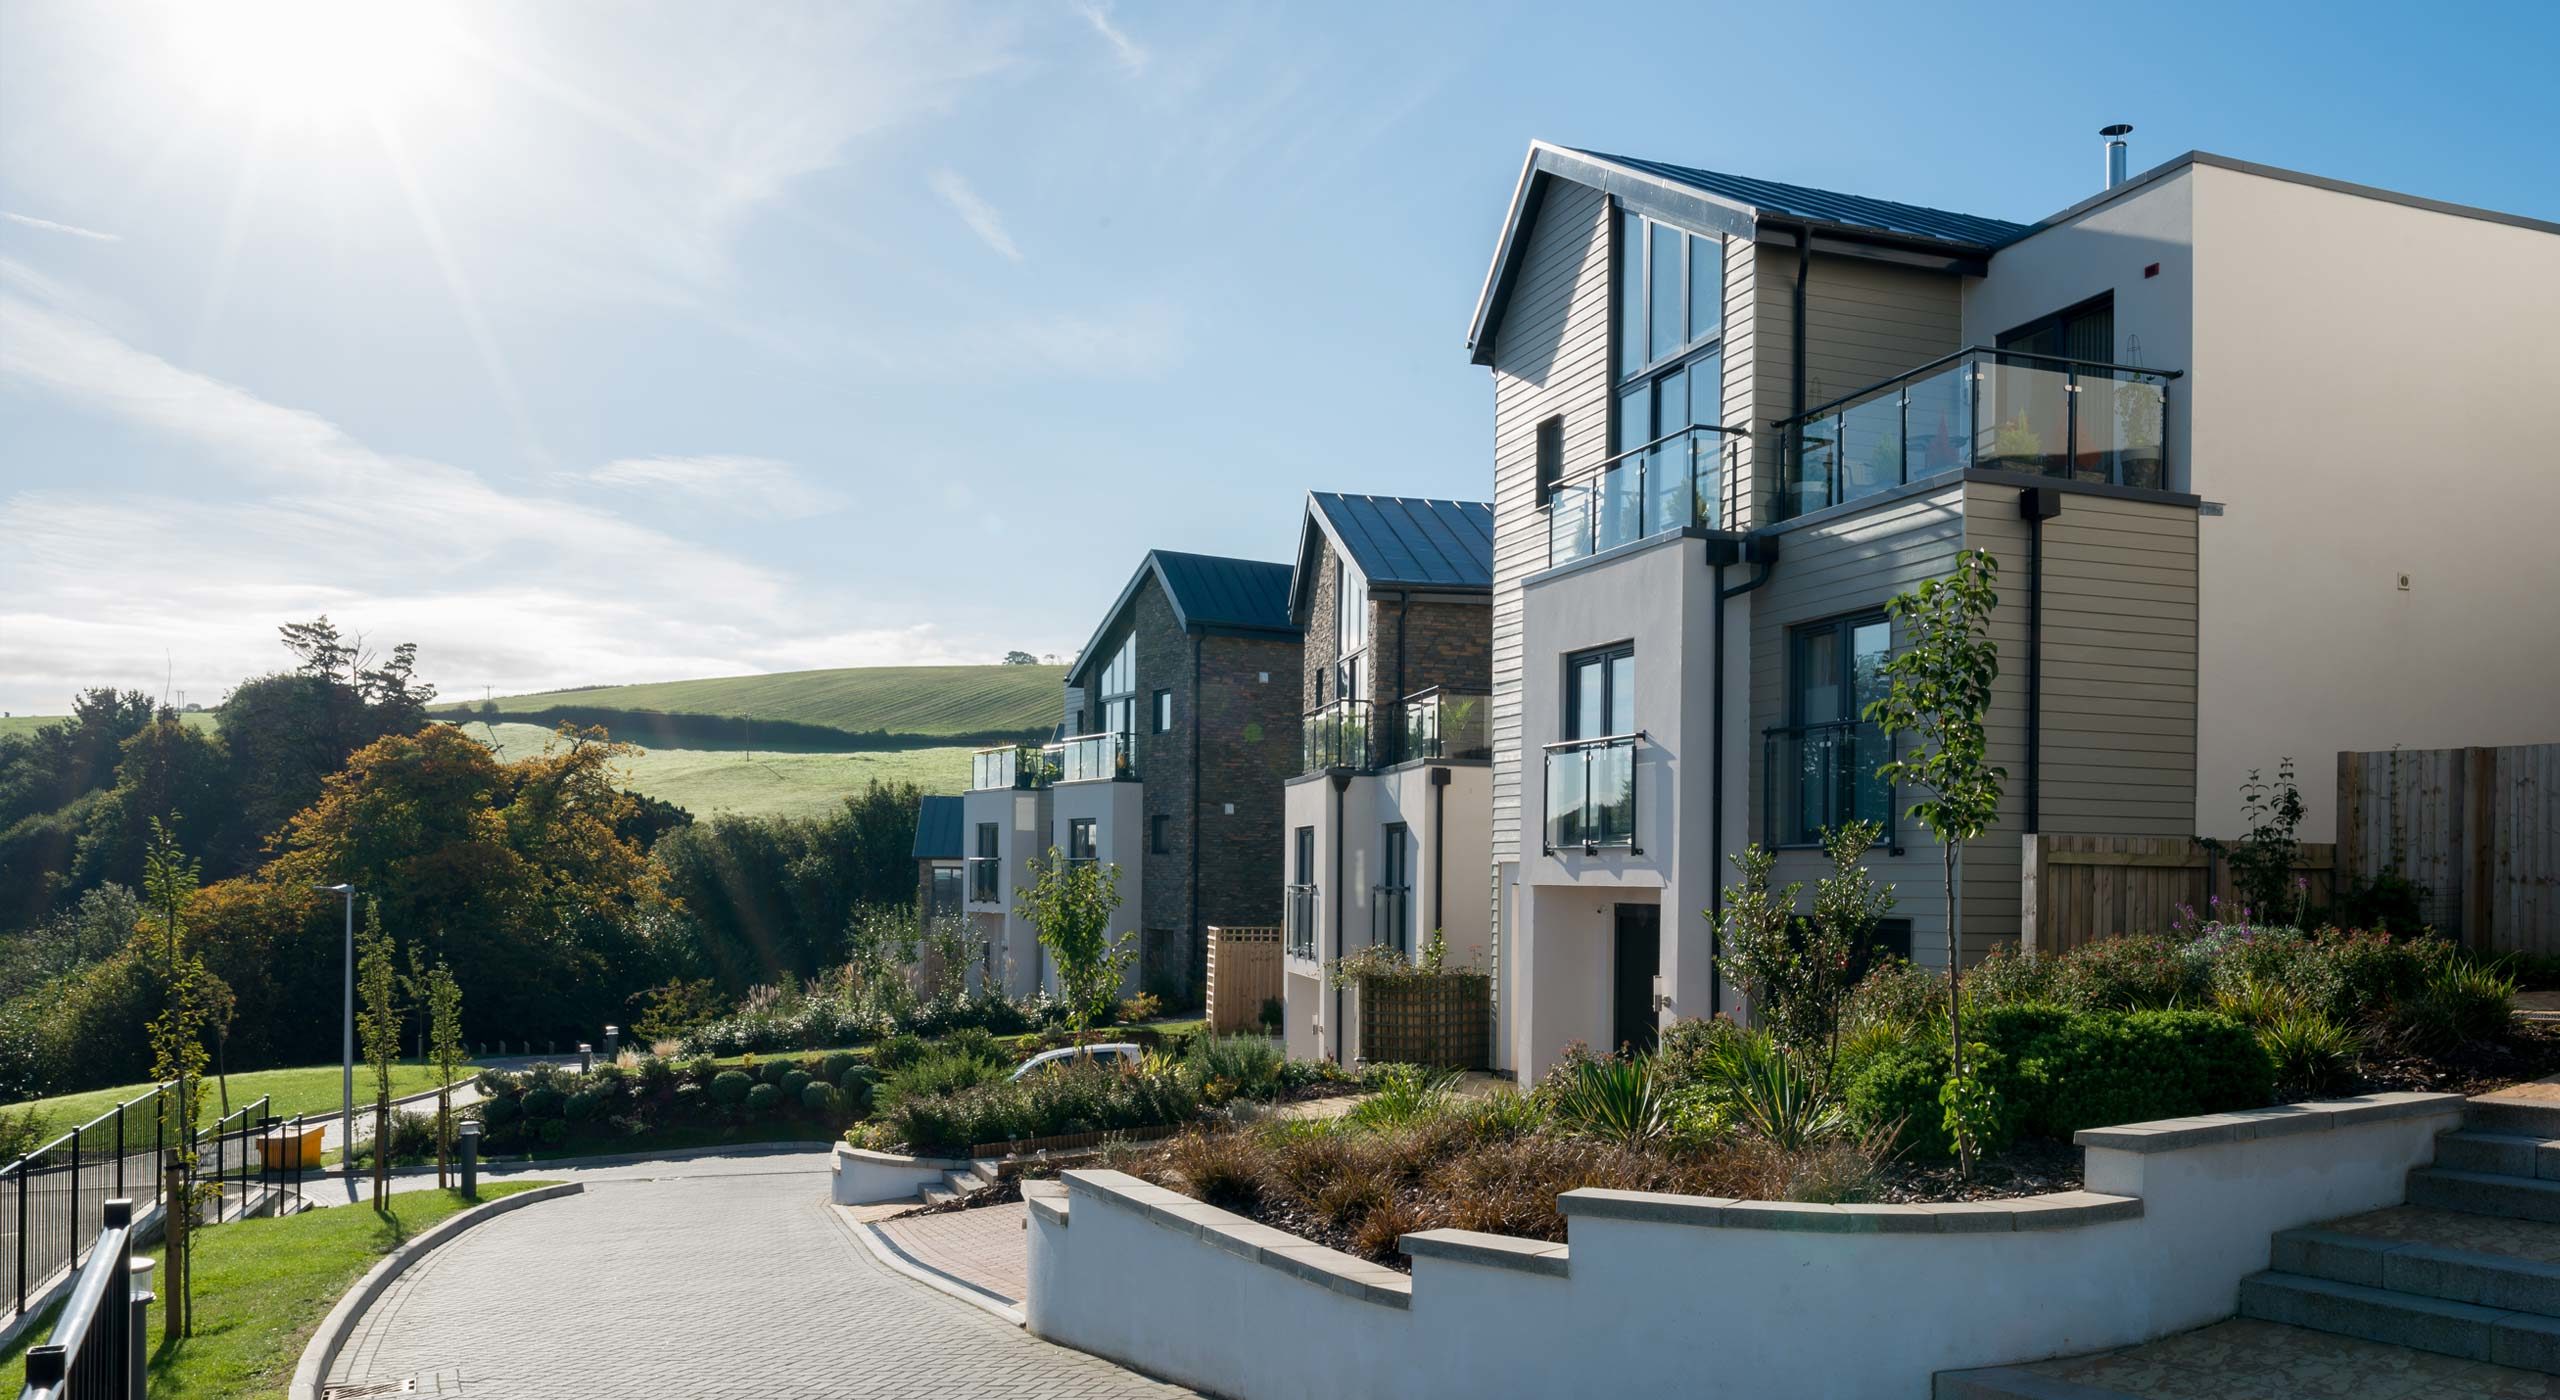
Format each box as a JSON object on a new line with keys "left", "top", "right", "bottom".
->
{"left": 1060, "top": 1170, "right": 1412, "bottom": 1309}
{"left": 2069, "top": 1091, "right": 2463, "bottom": 1154}
{"left": 1555, "top": 1187, "right": 2142, "bottom": 1234}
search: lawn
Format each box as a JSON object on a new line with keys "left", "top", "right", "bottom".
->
{"left": 7, "top": 1062, "right": 479, "bottom": 1147}
{"left": 463, "top": 721, "right": 970, "bottom": 814}
{"left": 428, "top": 663, "right": 1064, "bottom": 741}
{"left": 3, "top": 1182, "right": 550, "bottom": 1395}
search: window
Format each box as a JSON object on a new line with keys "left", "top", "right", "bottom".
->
{"left": 929, "top": 866, "right": 963, "bottom": 920}
{"left": 1774, "top": 614, "right": 1894, "bottom": 845}
{"left": 976, "top": 822, "right": 997, "bottom": 859}
{"left": 1566, "top": 645, "right": 1636, "bottom": 742}
{"left": 1067, "top": 818, "right": 1098, "bottom": 864}
{"left": 1378, "top": 824, "right": 1410, "bottom": 953}
{"left": 1287, "top": 826, "right": 1318, "bottom": 959}
{"left": 1616, "top": 208, "right": 1725, "bottom": 378}
{"left": 1096, "top": 634, "right": 1137, "bottom": 737}
{"left": 1998, "top": 293, "right": 2114, "bottom": 364}
{"left": 1152, "top": 688, "right": 1172, "bottom": 733}
{"left": 1335, "top": 555, "right": 1367, "bottom": 703}
{"left": 1150, "top": 813, "right": 1170, "bottom": 854}
{"left": 1534, "top": 415, "right": 1564, "bottom": 506}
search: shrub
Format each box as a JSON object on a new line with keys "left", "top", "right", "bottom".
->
{"left": 822, "top": 1052, "right": 861, "bottom": 1082}
{"left": 1349, "top": 1065, "right": 1457, "bottom": 1130}
{"left": 537, "top": 1118, "right": 568, "bottom": 1145}
{"left": 2391, "top": 960, "right": 2517, "bottom": 1053}
{"left": 481, "top": 1093, "right": 523, "bottom": 1127}
{"left": 884, "top": 1061, "right": 1197, "bottom": 1154}
{"left": 1982, "top": 1006, "right": 2273, "bottom": 1139}
{"left": 757, "top": 1057, "right": 795, "bottom": 1086}
{"left": 837, "top": 1063, "right": 879, "bottom": 1114}
{"left": 521, "top": 1087, "right": 567, "bottom": 1120}
{"left": 672, "top": 1083, "right": 705, "bottom": 1115}
{"left": 872, "top": 1034, "right": 929, "bottom": 1072}
{"left": 1186, "top": 1034, "right": 1284, "bottom": 1103}
{"left": 2260, "top": 1009, "right": 2361, "bottom": 1097}
{"left": 1458, "top": 1087, "right": 1547, "bottom": 1140}
{"left": 1843, "top": 1042, "right": 1958, "bottom": 1159}
{"left": 708, "top": 1069, "right": 754, "bottom": 1105}
{"left": 802, "top": 1082, "right": 842, "bottom": 1114}
{"left": 1259, "top": 997, "right": 1284, "bottom": 1033}
{"left": 782, "top": 1070, "right": 812, "bottom": 1099}
{"left": 881, "top": 1045, "right": 1008, "bottom": 1105}
{"left": 2047, "top": 936, "right": 2207, "bottom": 1011}
{"left": 1698, "top": 1031, "right": 1847, "bottom": 1154}
{"left": 1546, "top": 1056, "right": 1667, "bottom": 1145}
{"left": 1963, "top": 945, "right": 2058, "bottom": 1010}
{"left": 564, "top": 1090, "right": 602, "bottom": 1122}
{"left": 1162, "top": 1127, "right": 1264, "bottom": 1208}
{"left": 1118, "top": 992, "right": 1162, "bottom": 1024}
{"left": 1841, "top": 959, "right": 1946, "bottom": 1039}
{"left": 635, "top": 1055, "right": 677, "bottom": 1094}
{"left": 745, "top": 1082, "right": 783, "bottom": 1112}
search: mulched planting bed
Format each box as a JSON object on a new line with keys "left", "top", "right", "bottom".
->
{"left": 2350, "top": 1019, "right": 2560, "bottom": 1098}
{"left": 1873, "top": 1137, "right": 2084, "bottom": 1203}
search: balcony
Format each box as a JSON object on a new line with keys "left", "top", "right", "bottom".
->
{"left": 1301, "top": 698, "right": 1374, "bottom": 773}
{"left": 1544, "top": 732, "right": 1640, "bottom": 853}
{"left": 971, "top": 744, "right": 1055, "bottom": 791}
{"left": 1548, "top": 424, "right": 1744, "bottom": 567}
{"left": 1778, "top": 347, "right": 2180, "bottom": 519}
{"left": 966, "top": 855, "right": 1002, "bottom": 904}
{"left": 1371, "top": 884, "right": 1411, "bottom": 955}
{"left": 1763, "top": 721, "right": 1895, "bottom": 847}
{"left": 1285, "top": 882, "right": 1319, "bottom": 960}
{"left": 1046, "top": 730, "right": 1137, "bottom": 784}
{"left": 1399, "top": 687, "right": 1490, "bottom": 762}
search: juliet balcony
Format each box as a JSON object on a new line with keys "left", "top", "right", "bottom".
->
{"left": 1777, "top": 347, "right": 2181, "bottom": 519}
{"left": 1301, "top": 698, "right": 1375, "bottom": 774}
{"left": 1543, "top": 731, "right": 1641, "bottom": 854}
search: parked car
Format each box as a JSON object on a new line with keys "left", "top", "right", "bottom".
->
{"left": 1010, "top": 1042, "right": 1144, "bottom": 1081}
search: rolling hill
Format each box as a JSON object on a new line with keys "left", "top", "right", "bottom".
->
{"left": 430, "top": 663, "right": 1064, "bottom": 748}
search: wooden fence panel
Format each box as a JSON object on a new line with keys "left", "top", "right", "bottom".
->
{"left": 1204, "top": 926, "right": 1283, "bottom": 1035}
{"left": 2336, "top": 744, "right": 2560, "bottom": 953}
{"left": 2020, "top": 835, "right": 2336, "bottom": 955}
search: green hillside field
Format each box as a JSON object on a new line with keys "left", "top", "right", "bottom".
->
{"left": 0, "top": 711, "right": 218, "bottom": 739}
{"left": 462, "top": 720, "right": 970, "bottom": 816}
{"left": 431, "top": 663, "right": 1063, "bottom": 747}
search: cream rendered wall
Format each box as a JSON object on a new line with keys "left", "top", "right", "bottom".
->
{"left": 1051, "top": 779, "right": 1146, "bottom": 999}
{"left": 962, "top": 785, "right": 1051, "bottom": 998}
{"left": 2182, "top": 165, "right": 2560, "bottom": 839}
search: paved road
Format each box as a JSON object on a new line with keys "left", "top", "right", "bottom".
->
{"left": 327, "top": 1150, "right": 1195, "bottom": 1398}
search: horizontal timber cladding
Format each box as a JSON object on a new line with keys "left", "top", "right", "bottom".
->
{"left": 1490, "top": 179, "right": 1613, "bottom": 871}
{"left": 1352, "top": 974, "right": 1493, "bottom": 1071}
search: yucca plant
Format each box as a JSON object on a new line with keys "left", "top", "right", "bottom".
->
{"left": 1548, "top": 1056, "right": 1667, "bottom": 1146}
{"left": 1707, "top": 1031, "right": 1846, "bottom": 1154}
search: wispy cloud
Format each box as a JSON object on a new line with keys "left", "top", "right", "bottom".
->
{"left": 0, "top": 294, "right": 1012, "bottom": 713}
{"left": 928, "top": 169, "right": 1023, "bottom": 262}
{"left": 2, "top": 211, "right": 119, "bottom": 242}
{"left": 1072, "top": 1, "right": 1149, "bottom": 73}
{"left": 586, "top": 454, "right": 847, "bottom": 516}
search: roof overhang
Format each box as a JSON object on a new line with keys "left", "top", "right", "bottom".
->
{"left": 1065, "top": 552, "right": 1298, "bottom": 687}
{"left": 1467, "top": 142, "right": 1996, "bottom": 366}
{"left": 1288, "top": 495, "right": 1494, "bottom": 623}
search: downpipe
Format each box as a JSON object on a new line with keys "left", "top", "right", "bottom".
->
{"left": 1708, "top": 532, "right": 1780, "bottom": 1020}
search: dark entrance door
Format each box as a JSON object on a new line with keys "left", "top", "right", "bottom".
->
{"left": 1611, "top": 903, "right": 1661, "bottom": 1055}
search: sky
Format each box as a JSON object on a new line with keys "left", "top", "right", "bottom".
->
{"left": 2, "top": 0, "right": 2554, "bottom": 717}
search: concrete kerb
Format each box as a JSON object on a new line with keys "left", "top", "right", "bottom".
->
{"left": 288, "top": 1182, "right": 584, "bottom": 1400}
{"left": 835, "top": 1204, "right": 1028, "bottom": 1328}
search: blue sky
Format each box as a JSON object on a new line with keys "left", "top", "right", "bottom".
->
{"left": 2, "top": 0, "right": 2553, "bottom": 715}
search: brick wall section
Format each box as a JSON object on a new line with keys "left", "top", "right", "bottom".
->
{"left": 1299, "top": 533, "right": 1492, "bottom": 763}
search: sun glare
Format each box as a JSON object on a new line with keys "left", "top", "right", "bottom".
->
{"left": 168, "top": 1, "right": 460, "bottom": 123}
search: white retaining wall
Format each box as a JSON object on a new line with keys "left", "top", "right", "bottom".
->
{"left": 1024, "top": 1092, "right": 2462, "bottom": 1399}
{"left": 831, "top": 1145, "right": 973, "bottom": 1205}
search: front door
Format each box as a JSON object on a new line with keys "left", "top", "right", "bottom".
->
{"left": 1611, "top": 903, "right": 1660, "bottom": 1055}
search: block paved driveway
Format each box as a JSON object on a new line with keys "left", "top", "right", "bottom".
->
{"left": 328, "top": 1151, "right": 1195, "bottom": 1398}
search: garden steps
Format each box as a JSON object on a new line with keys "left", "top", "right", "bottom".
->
{"left": 2234, "top": 1097, "right": 2560, "bottom": 1373}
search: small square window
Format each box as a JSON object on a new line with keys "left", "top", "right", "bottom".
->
{"left": 1152, "top": 688, "right": 1172, "bottom": 733}
{"left": 1534, "top": 415, "right": 1564, "bottom": 507}
{"left": 1150, "top": 814, "right": 1170, "bottom": 854}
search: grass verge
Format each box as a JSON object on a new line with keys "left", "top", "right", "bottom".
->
{"left": 4, "top": 1181, "right": 550, "bottom": 1396}
{"left": 9, "top": 1062, "right": 481, "bottom": 1147}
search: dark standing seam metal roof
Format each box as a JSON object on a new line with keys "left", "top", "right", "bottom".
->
{"left": 911, "top": 794, "right": 963, "bottom": 861}
{"left": 1150, "top": 551, "right": 1298, "bottom": 633}
{"left": 1311, "top": 495, "right": 1494, "bottom": 590}
{"left": 1571, "top": 149, "right": 2033, "bottom": 248}
{"left": 1065, "top": 550, "right": 1301, "bottom": 687}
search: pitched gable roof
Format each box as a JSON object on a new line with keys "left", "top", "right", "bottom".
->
{"left": 1290, "top": 493, "right": 1493, "bottom": 621}
{"left": 1065, "top": 550, "right": 1299, "bottom": 686}
{"left": 1468, "top": 141, "right": 2025, "bottom": 365}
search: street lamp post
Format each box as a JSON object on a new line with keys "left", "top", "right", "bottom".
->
{"left": 315, "top": 884, "right": 355, "bottom": 1178}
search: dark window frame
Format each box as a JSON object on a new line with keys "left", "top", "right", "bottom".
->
{"left": 1067, "top": 817, "right": 1098, "bottom": 863}
{"left": 1533, "top": 414, "right": 1565, "bottom": 507}
{"left": 1151, "top": 688, "right": 1172, "bottom": 733}
{"left": 1149, "top": 813, "right": 1170, "bottom": 855}
{"left": 1774, "top": 610, "right": 1895, "bottom": 849}
{"left": 1564, "top": 642, "right": 1636, "bottom": 742}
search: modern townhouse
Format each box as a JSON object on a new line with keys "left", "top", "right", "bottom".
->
{"left": 1275, "top": 493, "right": 1495, "bottom": 1064}
{"left": 1468, "top": 129, "right": 2560, "bottom": 1080}
{"left": 963, "top": 550, "right": 1303, "bottom": 1003}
